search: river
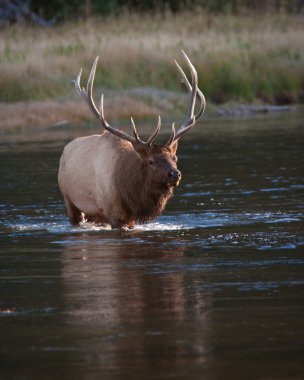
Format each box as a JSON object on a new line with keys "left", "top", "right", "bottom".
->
{"left": 0, "top": 111, "right": 304, "bottom": 379}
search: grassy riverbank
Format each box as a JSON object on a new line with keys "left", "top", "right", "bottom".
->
{"left": 0, "top": 10, "right": 303, "bottom": 130}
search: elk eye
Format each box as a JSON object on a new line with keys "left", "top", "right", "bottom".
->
{"left": 148, "top": 160, "right": 154, "bottom": 166}
{"left": 172, "top": 155, "right": 178, "bottom": 162}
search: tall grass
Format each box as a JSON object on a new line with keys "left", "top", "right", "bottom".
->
{"left": 1, "top": 10, "right": 304, "bottom": 104}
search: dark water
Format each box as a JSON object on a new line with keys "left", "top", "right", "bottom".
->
{"left": 1, "top": 113, "right": 304, "bottom": 379}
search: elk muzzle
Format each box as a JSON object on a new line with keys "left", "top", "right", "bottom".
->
{"left": 167, "top": 169, "right": 181, "bottom": 187}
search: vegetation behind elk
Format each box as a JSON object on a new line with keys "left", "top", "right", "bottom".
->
{"left": 0, "top": 0, "right": 304, "bottom": 130}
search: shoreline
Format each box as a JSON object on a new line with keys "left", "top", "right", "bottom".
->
{"left": 0, "top": 95, "right": 161, "bottom": 133}
{"left": 0, "top": 99, "right": 300, "bottom": 145}
{"left": 0, "top": 90, "right": 297, "bottom": 134}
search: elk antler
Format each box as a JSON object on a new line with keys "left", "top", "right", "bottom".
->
{"left": 74, "top": 56, "right": 161, "bottom": 146}
{"left": 166, "top": 51, "right": 206, "bottom": 146}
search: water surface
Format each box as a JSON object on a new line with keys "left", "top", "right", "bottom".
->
{"left": 1, "top": 112, "right": 304, "bottom": 379}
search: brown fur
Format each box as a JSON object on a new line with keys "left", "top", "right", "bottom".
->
{"left": 115, "top": 148, "right": 175, "bottom": 225}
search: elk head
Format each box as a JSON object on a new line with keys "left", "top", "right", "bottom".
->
{"left": 74, "top": 51, "right": 205, "bottom": 189}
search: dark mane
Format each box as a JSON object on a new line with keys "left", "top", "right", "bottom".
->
{"left": 114, "top": 148, "right": 173, "bottom": 224}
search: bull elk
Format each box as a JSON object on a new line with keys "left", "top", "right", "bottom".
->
{"left": 58, "top": 51, "right": 205, "bottom": 229}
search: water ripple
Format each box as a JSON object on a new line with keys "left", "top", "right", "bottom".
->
{"left": 1, "top": 210, "right": 303, "bottom": 236}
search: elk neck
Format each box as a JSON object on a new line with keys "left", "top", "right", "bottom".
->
{"left": 114, "top": 146, "right": 173, "bottom": 223}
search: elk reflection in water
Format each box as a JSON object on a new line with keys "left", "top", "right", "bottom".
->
{"left": 61, "top": 235, "right": 212, "bottom": 370}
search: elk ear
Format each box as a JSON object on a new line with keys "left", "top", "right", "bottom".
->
{"left": 170, "top": 141, "right": 178, "bottom": 154}
{"left": 132, "top": 142, "right": 149, "bottom": 160}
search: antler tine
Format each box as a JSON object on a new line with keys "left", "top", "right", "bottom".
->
{"left": 174, "top": 51, "right": 197, "bottom": 135}
{"left": 99, "top": 93, "right": 112, "bottom": 130}
{"left": 168, "top": 51, "right": 206, "bottom": 146}
{"left": 166, "top": 123, "right": 176, "bottom": 146}
{"left": 175, "top": 57, "right": 206, "bottom": 121}
{"left": 86, "top": 56, "right": 100, "bottom": 118}
{"left": 146, "top": 116, "right": 161, "bottom": 146}
{"left": 180, "top": 50, "right": 197, "bottom": 119}
{"left": 74, "top": 68, "right": 84, "bottom": 98}
{"left": 74, "top": 58, "right": 100, "bottom": 119}
{"left": 130, "top": 117, "right": 143, "bottom": 143}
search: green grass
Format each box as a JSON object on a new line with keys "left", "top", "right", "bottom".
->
{"left": 1, "top": 10, "right": 304, "bottom": 104}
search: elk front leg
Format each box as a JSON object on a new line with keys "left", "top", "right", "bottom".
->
{"left": 63, "top": 196, "right": 82, "bottom": 225}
